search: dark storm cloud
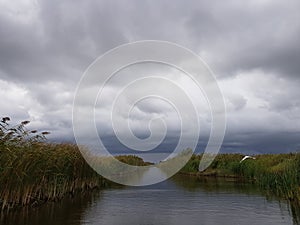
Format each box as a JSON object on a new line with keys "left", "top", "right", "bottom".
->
{"left": 1, "top": 0, "right": 299, "bottom": 81}
{"left": 0, "top": 0, "right": 128, "bottom": 83}
{"left": 222, "top": 131, "right": 300, "bottom": 154}
{"left": 183, "top": 0, "right": 300, "bottom": 78}
{"left": 0, "top": 0, "right": 299, "bottom": 153}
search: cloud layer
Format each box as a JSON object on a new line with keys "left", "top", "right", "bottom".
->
{"left": 0, "top": 0, "right": 300, "bottom": 154}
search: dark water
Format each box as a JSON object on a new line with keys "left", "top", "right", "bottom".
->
{"left": 1, "top": 176, "right": 300, "bottom": 225}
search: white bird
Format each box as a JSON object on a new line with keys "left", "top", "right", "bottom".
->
{"left": 240, "top": 155, "right": 256, "bottom": 163}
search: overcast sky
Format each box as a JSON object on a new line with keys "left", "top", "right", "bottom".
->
{"left": 0, "top": 0, "right": 300, "bottom": 154}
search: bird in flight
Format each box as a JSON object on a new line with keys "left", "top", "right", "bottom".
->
{"left": 240, "top": 155, "right": 256, "bottom": 163}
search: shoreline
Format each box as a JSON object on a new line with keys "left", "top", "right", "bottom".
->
{"left": 176, "top": 153, "right": 300, "bottom": 202}
{"left": 1, "top": 141, "right": 299, "bottom": 211}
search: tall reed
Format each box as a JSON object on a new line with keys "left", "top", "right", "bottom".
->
{"left": 0, "top": 117, "right": 147, "bottom": 211}
{"left": 180, "top": 153, "right": 300, "bottom": 201}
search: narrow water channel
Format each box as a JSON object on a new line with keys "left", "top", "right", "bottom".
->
{"left": 1, "top": 175, "right": 299, "bottom": 225}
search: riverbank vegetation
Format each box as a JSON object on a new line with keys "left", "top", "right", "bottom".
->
{"left": 1, "top": 117, "right": 299, "bottom": 210}
{"left": 180, "top": 153, "right": 300, "bottom": 201}
{"left": 0, "top": 117, "right": 147, "bottom": 211}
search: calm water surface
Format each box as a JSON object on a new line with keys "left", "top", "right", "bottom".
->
{"left": 1, "top": 175, "right": 299, "bottom": 225}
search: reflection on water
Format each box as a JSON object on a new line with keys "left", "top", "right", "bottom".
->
{"left": 1, "top": 175, "right": 299, "bottom": 225}
{"left": 1, "top": 192, "right": 92, "bottom": 225}
{"left": 290, "top": 201, "right": 300, "bottom": 225}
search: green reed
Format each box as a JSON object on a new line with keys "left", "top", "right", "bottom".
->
{"left": 0, "top": 117, "right": 147, "bottom": 211}
{"left": 181, "top": 153, "right": 300, "bottom": 201}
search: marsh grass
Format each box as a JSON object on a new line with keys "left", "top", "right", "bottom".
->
{"left": 181, "top": 153, "right": 300, "bottom": 201}
{"left": 0, "top": 118, "right": 148, "bottom": 211}
{"left": 1, "top": 117, "right": 299, "bottom": 209}
{"left": 0, "top": 142, "right": 106, "bottom": 211}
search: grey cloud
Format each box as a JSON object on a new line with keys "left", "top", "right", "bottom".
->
{"left": 1, "top": 0, "right": 299, "bottom": 82}
{"left": 227, "top": 94, "right": 247, "bottom": 111}
{"left": 184, "top": 0, "right": 300, "bottom": 78}
{"left": 0, "top": 0, "right": 299, "bottom": 153}
{"left": 134, "top": 99, "right": 174, "bottom": 115}
{"left": 222, "top": 131, "right": 300, "bottom": 154}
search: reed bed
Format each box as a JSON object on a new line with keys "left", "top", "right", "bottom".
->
{"left": 180, "top": 153, "right": 300, "bottom": 201}
{"left": 1, "top": 117, "right": 299, "bottom": 209}
{"left": 0, "top": 142, "right": 107, "bottom": 211}
{"left": 0, "top": 117, "right": 148, "bottom": 211}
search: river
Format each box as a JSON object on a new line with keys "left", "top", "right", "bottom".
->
{"left": 1, "top": 175, "right": 299, "bottom": 225}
